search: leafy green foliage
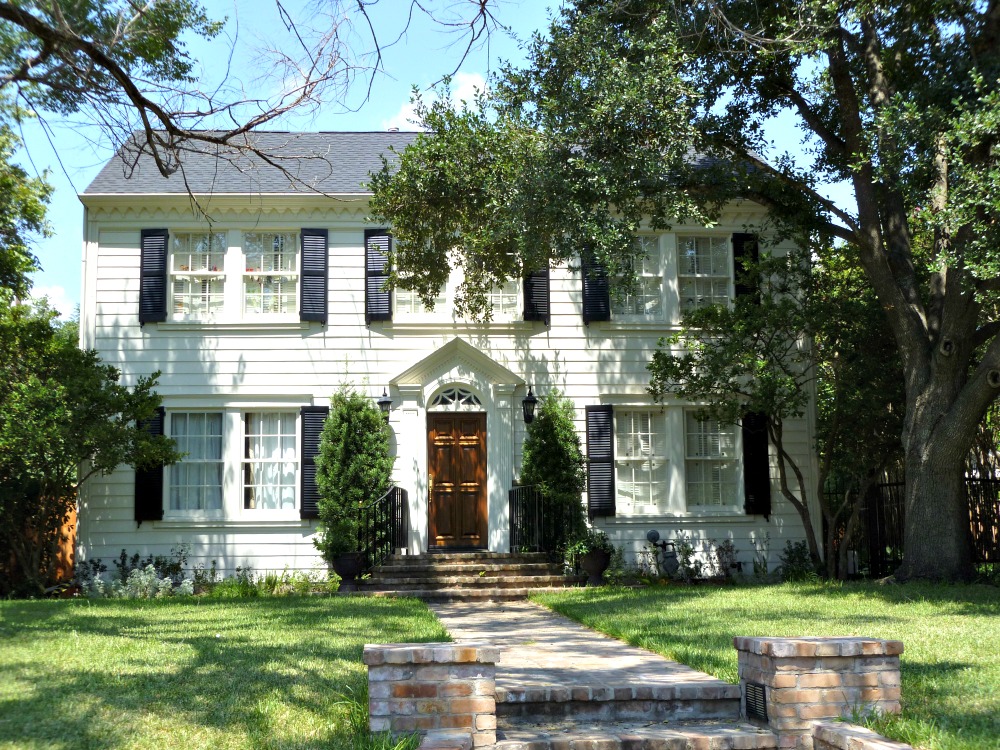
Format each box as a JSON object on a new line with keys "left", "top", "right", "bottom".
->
{"left": 520, "top": 389, "right": 587, "bottom": 550}
{"left": 369, "top": 11, "right": 707, "bottom": 319}
{"left": 373, "top": 0, "right": 1000, "bottom": 579}
{"left": 314, "top": 388, "right": 394, "bottom": 561}
{"left": 0, "top": 125, "right": 49, "bottom": 297}
{"left": 0, "top": 298, "right": 178, "bottom": 596}
{"left": 648, "top": 248, "right": 903, "bottom": 573}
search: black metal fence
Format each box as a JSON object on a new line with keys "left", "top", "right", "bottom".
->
{"left": 828, "top": 468, "right": 1000, "bottom": 578}
{"left": 508, "top": 485, "right": 583, "bottom": 555}
{"left": 359, "top": 485, "right": 409, "bottom": 571}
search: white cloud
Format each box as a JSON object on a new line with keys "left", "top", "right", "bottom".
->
{"left": 381, "top": 72, "right": 488, "bottom": 132}
{"left": 31, "top": 285, "right": 77, "bottom": 320}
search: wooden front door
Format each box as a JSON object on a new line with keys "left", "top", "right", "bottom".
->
{"left": 428, "top": 413, "right": 487, "bottom": 549}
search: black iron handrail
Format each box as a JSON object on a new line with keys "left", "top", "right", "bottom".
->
{"left": 509, "top": 485, "right": 544, "bottom": 552}
{"left": 509, "top": 484, "right": 584, "bottom": 555}
{"left": 358, "top": 485, "right": 409, "bottom": 572}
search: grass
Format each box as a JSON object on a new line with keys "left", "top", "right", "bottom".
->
{"left": 533, "top": 581, "right": 1000, "bottom": 750}
{"left": 0, "top": 596, "right": 448, "bottom": 750}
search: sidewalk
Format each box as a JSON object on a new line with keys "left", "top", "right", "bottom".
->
{"left": 428, "top": 600, "right": 731, "bottom": 699}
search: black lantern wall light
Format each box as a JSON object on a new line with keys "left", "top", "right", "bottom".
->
{"left": 522, "top": 385, "right": 538, "bottom": 424}
{"left": 376, "top": 388, "right": 393, "bottom": 420}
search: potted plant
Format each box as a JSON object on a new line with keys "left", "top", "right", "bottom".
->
{"left": 314, "top": 387, "right": 394, "bottom": 591}
{"left": 566, "top": 527, "right": 616, "bottom": 586}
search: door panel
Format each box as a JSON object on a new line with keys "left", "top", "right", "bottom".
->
{"left": 428, "top": 413, "right": 487, "bottom": 548}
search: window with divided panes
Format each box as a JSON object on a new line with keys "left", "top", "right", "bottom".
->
{"left": 615, "top": 409, "right": 668, "bottom": 511}
{"left": 685, "top": 412, "right": 739, "bottom": 507}
{"left": 612, "top": 236, "right": 663, "bottom": 319}
{"left": 243, "top": 412, "right": 298, "bottom": 510}
{"left": 243, "top": 232, "right": 298, "bottom": 315}
{"left": 678, "top": 235, "right": 732, "bottom": 312}
{"left": 168, "top": 412, "right": 224, "bottom": 511}
{"left": 170, "top": 233, "right": 226, "bottom": 316}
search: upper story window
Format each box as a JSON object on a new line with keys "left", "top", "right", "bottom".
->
{"left": 171, "top": 233, "right": 226, "bottom": 317}
{"left": 685, "top": 411, "right": 739, "bottom": 507}
{"left": 612, "top": 236, "right": 663, "bottom": 320}
{"left": 678, "top": 235, "right": 732, "bottom": 312}
{"left": 243, "top": 232, "right": 298, "bottom": 315}
{"left": 394, "top": 268, "right": 521, "bottom": 321}
{"left": 165, "top": 230, "right": 301, "bottom": 321}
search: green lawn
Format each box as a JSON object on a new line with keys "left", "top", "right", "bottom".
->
{"left": 533, "top": 582, "right": 1000, "bottom": 750}
{"left": 0, "top": 596, "right": 448, "bottom": 750}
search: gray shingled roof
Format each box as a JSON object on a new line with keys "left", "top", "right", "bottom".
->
{"left": 83, "top": 131, "right": 421, "bottom": 195}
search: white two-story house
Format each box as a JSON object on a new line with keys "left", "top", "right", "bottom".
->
{"left": 77, "top": 131, "right": 820, "bottom": 575}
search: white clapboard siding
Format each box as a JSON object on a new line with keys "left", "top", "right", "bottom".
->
{"left": 77, "top": 201, "right": 820, "bottom": 576}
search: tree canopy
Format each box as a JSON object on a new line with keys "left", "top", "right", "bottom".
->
{"left": 371, "top": 0, "right": 1000, "bottom": 580}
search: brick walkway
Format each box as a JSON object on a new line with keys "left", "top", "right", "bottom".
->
{"left": 428, "top": 600, "right": 734, "bottom": 702}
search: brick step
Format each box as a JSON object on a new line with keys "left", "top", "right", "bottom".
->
{"left": 363, "top": 575, "right": 577, "bottom": 590}
{"left": 493, "top": 719, "right": 777, "bottom": 750}
{"left": 359, "top": 586, "right": 581, "bottom": 602}
{"left": 375, "top": 563, "right": 563, "bottom": 576}
{"left": 386, "top": 554, "right": 553, "bottom": 566}
{"left": 496, "top": 682, "right": 741, "bottom": 723}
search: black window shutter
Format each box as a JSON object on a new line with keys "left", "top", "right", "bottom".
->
{"left": 586, "top": 405, "right": 616, "bottom": 518}
{"left": 300, "top": 406, "right": 329, "bottom": 520}
{"left": 365, "top": 229, "right": 392, "bottom": 323}
{"left": 523, "top": 268, "right": 550, "bottom": 324}
{"left": 733, "top": 233, "right": 760, "bottom": 301}
{"left": 581, "top": 254, "right": 610, "bottom": 324}
{"left": 300, "top": 228, "right": 328, "bottom": 323}
{"left": 139, "top": 229, "right": 169, "bottom": 324}
{"left": 742, "top": 411, "right": 771, "bottom": 520}
{"left": 135, "top": 407, "right": 166, "bottom": 525}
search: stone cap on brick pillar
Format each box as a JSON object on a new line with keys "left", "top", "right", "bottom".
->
{"left": 363, "top": 642, "right": 500, "bottom": 666}
{"left": 733, "top": 637, "right": 904, "bottom": 658}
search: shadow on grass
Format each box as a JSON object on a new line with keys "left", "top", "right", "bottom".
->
{"left": 0, "top": 596, "right": 445, "bottom": 750}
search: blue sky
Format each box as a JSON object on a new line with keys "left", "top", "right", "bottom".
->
{"left": 21, "top": 0, "right": 561, "bottom": 317}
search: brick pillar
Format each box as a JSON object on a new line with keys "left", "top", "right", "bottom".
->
{"left": 363, "top": 642, "right": 498, "bottom": 748}
{"left": 734, "top": 636, "right": 903, "bottom": 749}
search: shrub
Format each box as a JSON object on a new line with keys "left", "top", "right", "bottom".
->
{"left": 78, "top": 564, "right": 193, "bottom": 599}
{"left": 520, "top": 389, "right": 587, "bottom": 552}
{"left": 314, "top": 388, "right": 394, "bottom": 561}
{"left": 778, "top": 539, "right": 819, "bottom": 582}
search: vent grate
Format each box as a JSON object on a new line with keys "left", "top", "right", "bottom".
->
{"left": 745, "top": 681, "right": 768, "bottom": 722}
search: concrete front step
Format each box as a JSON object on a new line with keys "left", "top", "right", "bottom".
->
{"left": 389, "top": 552, "right": 552, "bottom": 564}
{"left": 364, "top": 575, "right": 575, "bottom": 590}
{"left": 496, "top": 682, "right": 741, "bottom": 723}
{"left": 376, "top": 563, "right": 563, "bottom": 576}
{"left": 493, "top": 719, "right": 777, "bottom": 750}
{"left": 361, "top": 586, "right": 582, "bottom": 602}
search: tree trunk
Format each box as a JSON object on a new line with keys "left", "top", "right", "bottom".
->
{"left": 896, "top": 436, "right": 975, "bottom": 581}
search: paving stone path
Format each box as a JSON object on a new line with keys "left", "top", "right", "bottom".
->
{"left": 428, "top": 600, "right": 730, "bottom": 698}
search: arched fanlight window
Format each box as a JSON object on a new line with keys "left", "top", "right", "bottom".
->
{"left": 429, "top": 387, "right": 483, "bottom": 410}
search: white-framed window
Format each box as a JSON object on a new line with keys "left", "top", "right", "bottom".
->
{"left": 394, "top": 268, "right": 521, "bottom": 320}
{"left": 612, "top": 235, "right": 664, "bottom": 319}
{"left": 167, "top": 229, "right": 301, "bottom": 321}
{"left": 242, "top": 412, "right": 298, "bottom": 511}
{"left": 168, "top": 412, "right": 224, "bottom": 511}
{"left": 163, "top": 408, "right": 302, "bottom": 517}
{"left": 615, "top": 409, "right": 668, "bottom": 511}
{"left": 243, "top": 232, "right": 298, "bottom": 315}
{"left": 678, "top": 235, "right": 732, "bottom": 312}
{"left": 685, "top": 411, "right": 739, "bottom": 507}
{"left": 170, "top": 233, "right": 226, "bottom": 317}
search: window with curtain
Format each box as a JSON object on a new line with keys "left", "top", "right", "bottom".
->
{"left": 678, "top": 235, "right": 731, "bottom": 312}
{"left": 169, "top": 412, "right": 224, "bottom": 511}
{"left": 615, "top": 409, "right": 667, "bottom": 511}
{"left": 243, "top": 412, "right": 298, "bottom": 510}
{"left": 170, "top": 233, "right": 226, "bottom": 317}
{"left": 685, "top": 412, "right": 739, "bottom": 507}
{"left": 243, "top": 232, "right": 298, "bottom": 315}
